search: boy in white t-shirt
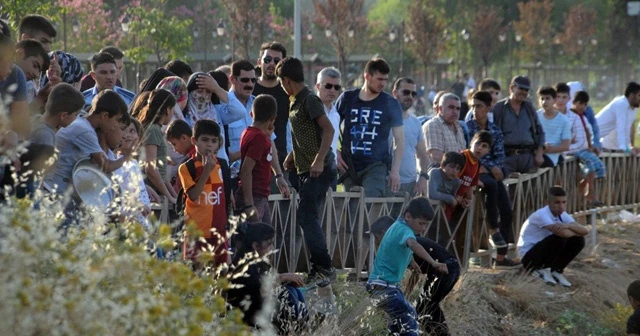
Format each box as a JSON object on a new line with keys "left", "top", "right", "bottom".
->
{"left": 517, "top": 186, "right": 590, "bottom": 287}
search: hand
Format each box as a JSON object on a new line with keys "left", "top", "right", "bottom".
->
{"left": 449, "top": 197, "right": 458, "bottom": 207}
{"left": 276, "top": 176, "right": 290, "bottom": 198}
{"left": 141, "top": 206, "right": 151, "bottom": 217}
{"left": 147, "top": 185, "right": 161, "bottom": 203}
{"left": 491, "top": 166, "right": 504, "bottom": 181}
{"left": 544, "top": 143, "right": 552, "bottom": 153}
{"left": 280, "top": 273, "right": 304, "bottom": 287}
{"left": 202, "top": 153, "right": 216, "bottom": 175}
{"left": 167, "top": 196, "right": 177, "bottom": 204}
{"left": 336, "top": 151, "right": 348, "bottom": 175}
{"left": 283, "top": 152, "right": 295, "bottom": 171}
{"left": 410, "top": 260, "right": 421, "bottom": 273}
{"left": 461, "top": 198, "right": 472, "bottom": 208}
{"left": 590, "top": 147, "right": 601, "bottom": 156}
{"left": 388, "top": 170, "right": 400, "bottom": 193}
{"left": 414, "top": 177, "right": 427, "bottom": 196}
{"left": 432, "top": 262, "right": 449, "bottom": 274}
{"left": 196, "top": 74, "right": 220, "bottom": 92}
{"left": 534, "top": 153, "right": 544, "bottom": 167}
{"left": 244, "top": 205, "right": 259, "bottom": 221}
{"left": 479, "top": 165, "right": 489, "bottom": 174}
{"left": 47, "top": 53, "right": 62, "bottom": 85}
{"left": 309, "top": 158, "right": 324, "bottom": 177}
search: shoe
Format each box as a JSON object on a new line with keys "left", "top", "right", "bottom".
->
{"left": 492, "top": 257, "right": 521, "bottom": 268}
{"left": 489, "top": 232, "right": 508, "bottom": 248}
{"left": 551, "top": 271, "right": 572, "bottom": 287}
{"left": 305, "top": 266, "right": 336, "bottom": 284}
{"left": 532, "top": 268, "right": 557, "bottom": 286}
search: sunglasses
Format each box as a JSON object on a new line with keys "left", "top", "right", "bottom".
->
{"left": 262, "top": 56, "right": 281, "bottom": 64}
{"left": 402, "top": 89, "right": 418, "bottom": 97}
{"left": 323, "top": 83, "right": 342, "bottom": 91}
{"left": 237, "top": 77, "right": 257, "bottom": 83}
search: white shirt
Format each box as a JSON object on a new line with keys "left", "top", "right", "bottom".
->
{"left": 565, "top": 110, "right": 593, "bottom": 153}
{"left": 325, "top": 103, "right": 340, "bottom": 164}
{"left": 596, "top": 96, "right": 637, "bottom": 150}
{"left": 517, "top": 205, "right": 574, "bottom": 258}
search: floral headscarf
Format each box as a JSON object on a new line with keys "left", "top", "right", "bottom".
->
{"left": 156, "top": 76, "right": 187, "bottom": 104}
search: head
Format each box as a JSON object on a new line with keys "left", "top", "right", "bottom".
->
{"left": 238, "top": 222, "right": 276, "bottom": 261}
{"left": 18, "top": 15, "right": 56, "bottom": 52}
{"left": 364, "top": 58, "right": 390, "bottom": 94}
{"left": 275, "top": 57, "right": 304, "bottom": 96}
{"left": 121, "top": 118, "right": 142, "bottom": 152}
{"left": 230, "top": 60, "right": 256, "bottom": 100}
{"left": 572, "top": 91, "right": 590, "bottom": 114}
{"left": 164, "top": 59, "right": 193, "bottom": 83}
{"left": 628, "top": 280, "right": 640, "bottom": 309}
{"left": 547, "top": 186, "right": 567, "bottom": 216}
{"left": 156, "top": 76, "right": 188, "bottom": 110}
{"left": 252, "top": 94, "right": 277, "bottom": 135}
{"left": 470, "top": 130, "right": 493, "bottom": 160}
{"left": 90, "top": 52, "right": 117, "bottom": 91}
{"left": 166, "top": 119, "right": 193, "bottom": 155}
{"left": 258, "top": 41, "right": 286, "bottom": 80}
{"left": 89, "top": 89, "right": 130, "bottom": 132}
{"left": 316, "top": 67, "right": 342, "bottom": 105}
{"left": 441, "top": 151, "right": 465, "bottom": 179}
{"left": 0, "top": 19, "right": 13, "bottom": 80}
{"left": 187, "top": 72, "right": 214, "bottom": 109}
{"left": 99, "top": 46, "right": 124, "bottom": 80}
{"left": 624, "top": 82, "right": 640, "bottom": 108}
{"left": 370, "top": 215, "right": 395, "bottom": 247}
{"left": 141, "top": 68, "right": 175, "bottom": 93}
{"left": 129, "top": 91, "right": 151, "bottom": 119}
{"left": 44, "top": 83, "right": 85, "bottom": 128}
{"left": 438, "top": 93, "right": 461, "bottom": 124}
{"left": 509, "top": 75, "right": 531, "bottom": 104}
{"left": 192, "top": 119, "right": 221, "bottom": 157}
{"left": 136, "top": 88, "right": 176, "bottom": 127}
{"left": 403, "top": 197, "right": 434, "bottom": 234}
{"left": 392, "top": 77, "right": 417, "bottom": 112}
{"left": 432, "top": 90, "right": 447, "bottom": 115}
{"left": 554, "top": 82, "right": 570, "bottom": 112}
{"left": 471, "top": 91, "right": 492, "bottom": 122}
{"left": 537, "top": 86, "right": 557, "bottom": 112}
{"left": 40, "top": 51, "right": 84, "bottom": 88}
{"left": 215, "top": 64, "right": 231, "bottom": 77}
{"left": 102, "top": 118, "right": 130, "bottom": 151}
{"left": 479, "top": 79, "right": 501, "bottom": 107}
{"left": 14, "top": 40, "right": 49, "bottom": 80}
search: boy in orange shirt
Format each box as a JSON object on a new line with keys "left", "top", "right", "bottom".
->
{"left": 179, "top": 119, "right": 228, "bottom": 268}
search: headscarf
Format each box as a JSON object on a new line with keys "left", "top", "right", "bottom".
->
{"left": 567, "top": 81, "right": 584, "bottom": 110}
{"left": 140, "top": 68, "right": 174, "bottom": 93}
{"left": 40, "top": 51, "right": 84, "bottom": 86}
{"left": 185, "top": 72, "right": 217, "bottom": 127}
{"left": 156, "top": 76, "right": 187, "bottom": 104}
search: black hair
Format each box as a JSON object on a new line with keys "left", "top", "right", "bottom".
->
{"left": 442, "top": 151, "right": 465, "bottom": 169}
{"left": 18, "top": 15, "right": 57, "bottom": 38}
{"left": 90, "top": 52, "right": 116, "bottom": 71}
{"left": 129, "top": 118, "right": 142, "bottom": 137}
{"left": 166, "top": 119, "right": 192, "bottom": 139}
{"left": 392, "top": 77, "right": 415, "bottom": 91}
{"left": 625, "top": 82, "right": 640, "bottom": 97}
{"left": 234, "top": 222, "right": 275, "bottom": 264}
{"left": 130, "top": 91, "right": 151, "bottom": 118}
{"left": 537, "top": 86, "right": 557, "bottom": 99}
{"left": 45, "top": 83, "right": 84, "bottom": 116}
{"left": 141, "top": 68, "right": 174, "bottom": 93}
{"left": 471, "top": 91, "right": 492, "bottom": 107}
{"left": 208, "top": 70, "right": 230, "bottom": 105}
{"left": 275, "top": 57, "right": 304, "bottom": 83}
{"left": 364, "top": 57, "right": 390, "bottom": 76}
{"left": 548, "top": 186, "right": 567, "bottom": 198}
{"left": 193, "top": 119, "right": 221, "bottom": 140}
{"left": 0, "top": 20, "right": 12, "bottom": 49}
{"left": 252, "top": 94, "right": 277, "bottom": 122}
{"left": 628, "top": 280, "right": 640, "bottom": 301}
{"left": 136, "top": 88, "right": 176, "bottom": 127}
{"left": 100, "top": 46, "right": 124, "bottom": 60}
{"left": 16, "top": 39, "right": 50, "bottom": 70}
{"left": 164, "top": 60, "right": 193, "bottom": 79}
{"left": 554, "top": 82, "right": 570, "bottom": 95}
{"left": 186, "top": 72, "right": 207, "bottom": 92}
{"left": 471, "top": 130, "right": 493, "bottom": 148}
{"left": 573, "top": 91, "right": 590, "bottom": 104}
{"left": 231, "top": 60, "right": 255, "bottom": 77}
{"left": 90, "top": 89, "right": 129, "bottom": 124}
{"left": 370, "top": 215, "right": 395, "bottom": 236}
{"left": 403, "top": 197, "right": 434, "bottom": 221}
{"left": 479, "top": 79, "right": 501, "bottom": 91}
{"left": 260, "top": 41, "right": 287, "bottom": 58}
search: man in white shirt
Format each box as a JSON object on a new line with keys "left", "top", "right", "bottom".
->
{"left": 596, "top": 82, "right": 640, "bottom": 153}
{"left": 315, "top": 67, "right": 342, "bottom": 175}
{"left": 517, "top": 186, "right": 589, "bottom": 287}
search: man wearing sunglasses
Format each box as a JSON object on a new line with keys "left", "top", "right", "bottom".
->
{"left": 391, "top": 77, "right": 430, "bottom": 197}
{"left": 315, "top": 66, "right": 342, "bottom": 189}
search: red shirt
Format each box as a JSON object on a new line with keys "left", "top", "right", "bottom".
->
{"left": 239, "top": 126, "right": 272, "bottom": 198}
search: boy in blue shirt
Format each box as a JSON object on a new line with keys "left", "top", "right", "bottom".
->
{"left": 367, "top": 197, "right": 448, "bottom": 336}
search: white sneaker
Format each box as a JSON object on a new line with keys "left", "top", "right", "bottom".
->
{"left": 551, "top": 271, "right": 572, "bottom": 287}
{"left": 533, "top": 268, "right": 557, "bottom": 286}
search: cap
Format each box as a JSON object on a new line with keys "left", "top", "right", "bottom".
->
{"left": 511, "top": 75, "right": 531, "bottom": 90}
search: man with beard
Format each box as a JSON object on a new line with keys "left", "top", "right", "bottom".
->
{"left": 391, "top": 77, "right": 429, "bottom": 196}
{"left": 335, "top": 58, "right": 404, "bottom": 197}
{"left": 596, "top": 82, "right": 640, "bottom": 153}
{"left": 82, "top": 52, "right": 135, "bottom": 110}
{"left": 490, "top": 75, "right": 545, "bottom": 176}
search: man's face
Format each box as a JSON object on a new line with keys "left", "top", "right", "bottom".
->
{"left": 114, "top": 58, "right": 124, "bottom": 81}
{"left": 393, "top": 82, "right": 417, "bottom": 112}
{"left": 192, "top": 134, "right": 221, "bottom": 157}
{"left": 573, "top": 101, "right": 587, "bottom": 114}
{"left": 258, "top": 49, "right": 282, "bottom": 80}
{"left": 440, "top": 98, "right": 461, "bottom": 124}
{"left": 555, "top": 92, "right": 570, "bottom": 111}
{"left": 92, "top": 63, "right": 117, "bottom": 91}
{"left": 316, "top": 76, "right": 342, "bottom": 105}
{"left": 59, "top": 110, "right": 79, "bottom": 128}
{"left": 23, "top": 32, "right": 53, "bottom": 52}
{"left": 539, "top": 94, "right": 556, "bottom": 111}
{"left": 629, "top": 92, "right": 640, "bottom": 108}
{"left": 471, "top": 140, "right": 491, "bottom": 159}
{"left": 168, "top": 134, "right": 192, "bottom": 155}
{"left": 548, "top": 195, "right": 567, "bottom": 216}
{"left": 442, "top": 163, "right": 461, "bottom": 180}
{"left": 471, "top": 98, "right": 490, "bottom": 121}
{"left": 231, "top": 69, "right": 256, "bottom": 100}
{"left": 16, "top": 53, "right": 44, "bottom": 81}
{"left": 485, "top": 88, "right": 500, "bottom": 107}
{"left": 510, "top": 84, "right": 529, "bottom": 103}
{"left": 365, "top": 71, "right": 388, "bottom": 94}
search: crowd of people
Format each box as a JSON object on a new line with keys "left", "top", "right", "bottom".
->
{"left": 1, "top": 14, "right": 639, "bottom": 336}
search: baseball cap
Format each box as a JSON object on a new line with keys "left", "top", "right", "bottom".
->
{"left": 511, "top": 75, "right": 531, "bottom": 90}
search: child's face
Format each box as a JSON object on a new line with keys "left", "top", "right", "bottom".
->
{"left": 485, "top": 88, "right": 500, "bottom": 107}
{"left": 120, "top": 123, "right": 139, "bottom": 151}
{"left": 404, "top": 213, "right": 429, "bottom": 235}
{"left": 104, "top": 122, "right": 127, "bottom": 150}
{"left": 442, "top": 163, "right": 461, "bottom": 180}
{"left": 555, "top": 92, "right": 570, "bottom": 110}
{"left": 539, "top": 94, "right": 555, "bottom": 111}
{"left": 573, "top": 101, "right": 587, "bottom": 114}
{"left": 168, "top": 134, "right": 193, "bottom": 155}
{"left": 471, "top": 141, "right": 491, "bottom": 159}
{"left": 59, "top": 110, "right": 80, "bottom": 128}
{"left": 470, "top": 98, "right": 490, "bottom": 121}
{"left": 100, "top": 112, "right": 122, "bottom": 132}
{"left": 254, "top": 238, "right": 275, "bottom": 258}
{"left": 192, "top": 134, "right": 220, "bottom": 157}
{"left": 161, "top": 106, "right": 174, "bottom": 126}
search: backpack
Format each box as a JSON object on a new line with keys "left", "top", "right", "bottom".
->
{"left": 174, "top": 158, "right": 197, "bottom": 221}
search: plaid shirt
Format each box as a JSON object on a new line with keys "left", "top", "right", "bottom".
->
{"left": 423, "top": 116, "right": 466, "bottom": 165}
{"left": 466, "top": 120, "right": 505, "bottom": 170}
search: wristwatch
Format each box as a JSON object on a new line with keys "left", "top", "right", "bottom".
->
{"left": 419, "top": 172, "right": 429, "bottom": 180}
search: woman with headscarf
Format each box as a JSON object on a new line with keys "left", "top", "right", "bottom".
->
{"left": 140, "top": 68, "right": 174, "bottom": 94}
{"left": 40, "top": 51, "right": 84, "bottom": 89}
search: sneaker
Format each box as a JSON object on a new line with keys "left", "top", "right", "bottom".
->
{"left": 492, "top": 257, "right": 521, "bottom": 268}
{"left": 306, "top": 267, "right": 336, "bottom": 284}
{"left": 532, "top": 268, "right": 557, "bottom": 286}
{"left": 551, "top": 271, "right": 572, "bottom": 287}
{"left": 489, "top": 232, "right": 508, "bottom": 248}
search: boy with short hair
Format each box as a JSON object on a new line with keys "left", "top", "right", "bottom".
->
{"left": 464, "top": 78, "right": 502, "bottom": 120}
{"left": 166, "top": 119, "right": 196, "bottom": 193}
{"left": 236, "top": 94, "right": 279, "bottom": 224}
{"left": 537, "top": 86, "right": 571, "bottom": 168}
{"left": 427, "top": 151, "right": 464, "bottom": 208}
{"left": 30, "top": 83, "right": 84, "bottom": 146}
{"left": 554, "top": 82, "right": 571, "bottom": 114}
{"left": 367, "top": 197, "right": 448, "bottom": 336}
{"left": 565, "top": 91, "right": 605, "bottom": 207}
{"left": 628, "top": 280, "right": 640, "bottom": 336}
{"left": 14, "top": 40, "right": 49, "bottom": 84}
{"left": 179, "top": 119, "right": 228, "bottom": 267}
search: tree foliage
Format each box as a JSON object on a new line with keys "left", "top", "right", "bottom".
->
{"left": 470, "top": 6, "right": 504, "bottom": 75}
{"left": 405, "top": 0, "right": 446, "bottom": 68}
{"left": 560, "top": 4, "right": 598, "bottom": 58}
{"left": 219, "top": 0, "right": 270, "bottom": 60}
{"left": 513, "top": 0, "right": 554, "bottom": 63}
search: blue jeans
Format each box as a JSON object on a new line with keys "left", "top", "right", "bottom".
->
{"left": 366, "top": 283, "right": 419, "bottom": 336}
{"left": 298, "top": 167, "right": 335, "bottom": 270}
{"left": 344, "top": 162, "right": 388, "bottom": 197}
{"left": 273, "top": 285, "right": 308, "bottom": 333}
{"left": 416, "top": 258, "right": 460, "bottom": 336}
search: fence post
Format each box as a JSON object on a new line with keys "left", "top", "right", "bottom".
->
{"left": 463, "top": 195, "right": 476, "bottom": 271}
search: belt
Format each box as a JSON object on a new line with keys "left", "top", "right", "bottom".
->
{"left": 505, "top": 148, "right": 533, "bottom": 155}
{"left": 367, "top": 280, "right": 399, "bottom": 289}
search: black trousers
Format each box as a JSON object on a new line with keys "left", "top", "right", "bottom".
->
{"left": 522, "top": 235, "right": 585, "bottom": 273}
{"left": 479, "top": 173, "right": 513, "bottom": 256}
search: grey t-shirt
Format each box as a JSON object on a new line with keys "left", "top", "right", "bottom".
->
{"left": 427, "top": 168, "right": 460, "bottom": 204}
{"left": 43, "top": 117, "right": 102, "bottom": 193}
{"left": 30, "top": 122, "right": 56, "bottom": 146}
{"left": 397, "top": 115, "right": 424, "bottom": 184}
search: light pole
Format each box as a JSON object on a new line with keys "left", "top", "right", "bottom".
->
{"left": 388, "top": 21, "right": 407, "bottom": 75}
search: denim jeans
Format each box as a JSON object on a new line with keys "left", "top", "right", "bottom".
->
{"left": 343, "top": 162, "right": 388, "bottom": 197}
{"left": 297, "top": 167, "right": 335, "bottom": 270}
{"left": 416, "top": 258, "right": 460, "bottom": 336}
{"left": 366, "top": 283, "right": 419, "bottom": 336}
{"left": 273, "top": 285, "right": 309, "bottom": 333}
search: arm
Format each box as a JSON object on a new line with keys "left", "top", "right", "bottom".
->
{"left": 427, "top": 169, "right": 456, "bottom": 204}
{"left": 407, "top": 238, "right": 448, "bottom": 274}
{"left": 545, "top": 223, "right": 589, "bottom": 238}
{"left": 239, "top": 157, "right": 256, "bottom": 210}
{"left": 389, "top": 125, "right": 405, "bottom": 193}
{"left": 585, "top": 106, "right": 601, "bottom": 150}
{"left": 10, "top": 101, "right": 30, "bottom": 139}
{"left": 270, "top": 140, "right": 290, "bottom": 197}
{"left": 424, "top": 121, "right": 444, "bottom": 164}
{"left": 216, "top": 93, "right": 246, "bottom": 125}
{"left": 616, "top": 107, "right": 630, "bottom": 150}
{"left": 309, "top": 114, "right": 334, "bottom": 177}
{"left": 90, "top": 151, "right": 130, "bottom": 174}
{"left": 415, "top": 139, "right": 430, "bottom": 195}
{"left": 186, "top": 154, "right": 215, "bottom": 201}
{"left": 545, "top": 139, "right": 570, "bottom": 153}
{"left": 143, "top": 145, "right": 175, "bottom": 201}
{"left": 631, "top": 120, "right": 637, "bottom": 149}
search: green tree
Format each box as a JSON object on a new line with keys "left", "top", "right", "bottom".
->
{"left": 513, "top": 0, "right": 554, "bottom": 63}
{"left": 0, "top": 0, "right": 55, "bottom": 31}
{"left": 469, "top": 6, "right": 504, "bottom": 77}
{"left": 405, "top": 0, "right": 446, "bottom": 84}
